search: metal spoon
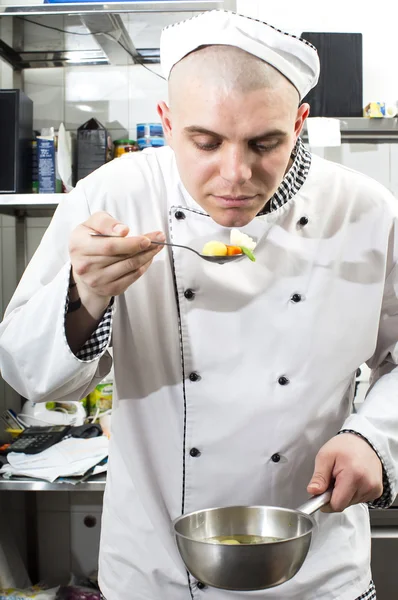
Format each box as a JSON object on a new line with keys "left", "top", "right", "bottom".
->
{"left": 90, "top": 233, "right": 244, "bottom": 264}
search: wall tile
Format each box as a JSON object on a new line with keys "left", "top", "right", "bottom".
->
{"left": 23, "top": 68, "right": 65, "bottom": 132}
{"left": 322, "top": 144, "right": 391, "bottom": 189}
{"left": 70, "top": 509, "right": 102, "bottom": 576}
{"left": 128, "top": 64, "right": 167, "bottom": 136}
{"left": 64, "top": 65, "right": 129, "bottom": 131}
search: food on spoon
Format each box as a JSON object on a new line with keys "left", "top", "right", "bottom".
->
{"left": 226, "top": 245, "right": 244, "bottom": 256}
{"left": 230, "top": 229, "right": 256, "bottom": 251}
{"left": 240, "top": 247, "right": 256, "bottom": 262}
{"left": 201, "top": 229, "right": 257, "bottom": 261}
{"left": 202, "top": 241, "right": 228, "bottom": 256}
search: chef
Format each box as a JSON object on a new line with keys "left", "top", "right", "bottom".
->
{"left": 0, "top": 10, "right": 397, "bottom": 600}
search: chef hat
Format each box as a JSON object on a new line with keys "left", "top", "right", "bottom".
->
{"left": 160, "top": 10, "right": 320, "bottom": 100}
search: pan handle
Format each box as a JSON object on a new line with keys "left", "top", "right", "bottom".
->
{"left": 296, "top": 488, "right": 333, "bottom": 515}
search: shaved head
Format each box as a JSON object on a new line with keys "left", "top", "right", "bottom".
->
{"left": 169, "top": 45, "right": 300, "bottom": 108}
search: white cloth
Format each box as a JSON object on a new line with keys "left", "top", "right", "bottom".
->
{"left": 1, "top": 148, "right": 398, "bottom": 600}
{"left": 160, "top": 10, "right": 320, "bottom": 99}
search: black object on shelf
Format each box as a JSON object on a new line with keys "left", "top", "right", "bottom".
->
{"left": 301, "top": 32, "right": 363, "bottom": 118}
{"left": 77, "top": 117, "right": 108, "bottom": 183}
{"left": 0, "top": 89, "right": 33, "bottom": 193}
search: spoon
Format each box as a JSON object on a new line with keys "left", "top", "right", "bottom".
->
{"left": 90, "top": 233, "right": 244, "bottom": 264}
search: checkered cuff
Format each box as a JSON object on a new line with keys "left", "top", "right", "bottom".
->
{"left": 65, "top": 294, "right": 114, "bottom": 362}
{"left": 338, "top": 430, "right": 392, "bottom": 508}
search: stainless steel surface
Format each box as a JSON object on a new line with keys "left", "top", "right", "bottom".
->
{"left": 0, "top": 473, "right": 106, "bottom": 491}
{"left": 297, "top": 489, "right": 332, "bottom": 515}
{"left": 0, "top": 1, "right": 227, "bottom": 16}
{"left": 174, "top": 494, "right": 331, "bottom": 591}
{"left": 0, "top": 193, "right": 59, "bottom": 217}
{"left": 369, "top": 497, "right": 398, "bottom": 600}
{"left": 302, "top": 117, "right": 398, "bottom": 143}
{"left": 90, "top": 234, "right": 244, "bottom": 264}
{"left": 80, "top": 13, "right": 138, "bottom": 65}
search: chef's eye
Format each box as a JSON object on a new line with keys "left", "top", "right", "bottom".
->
{"left": 193, "top": 139, "right": 221, "bottom": 151}
{"left": 251, "top": 141, "right": 279, "bottom": 153}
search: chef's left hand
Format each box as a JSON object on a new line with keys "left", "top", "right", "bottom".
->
{"left": 307, "top": 433, "right": 384, "bottom": 512}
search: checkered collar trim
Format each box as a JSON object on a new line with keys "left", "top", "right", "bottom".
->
{"left": 259, "top": 137, "right": 311, "bottom": 215}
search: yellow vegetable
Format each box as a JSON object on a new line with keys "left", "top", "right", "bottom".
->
{"left": 202, "top": 241, "right": 228, "bottom": 256}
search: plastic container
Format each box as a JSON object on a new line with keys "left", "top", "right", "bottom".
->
{"left": 136, "top": 123, "right": 164, "bottom": 139}
{"left": 137, "top": 137, "right": 165, "bottom": 150}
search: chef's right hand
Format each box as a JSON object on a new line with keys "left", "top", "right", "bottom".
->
{"left": 69, "top": 211, "right": 165, "bottom": 317}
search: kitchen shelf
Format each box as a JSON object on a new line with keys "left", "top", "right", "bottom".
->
{"left": 0, "top": 473, "right": 106, "bottom": 490}
{"left": 0, "top": 0, "right": 236, "bottom": 68}
{"left": 0, "top": 193, "right": 61, "bottom": 216}
{"left": 0, "top": 0, "right": 227, "bottom": 16}
{"left": 302, "top": 117, "right": 398, "bottom": 144}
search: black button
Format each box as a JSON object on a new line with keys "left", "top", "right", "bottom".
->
{"left": 184, "top": 289, "right": 195, "bottom": 300}
{"left": 175, "top": 210, "right": 186, "bottom": 220}
{"left": 278, "top": 376, "right": 289, "bottom": 386}
{"left": 190, "top": 448, "right": 201, "bottom": 457}
{"left": 197, "top": 582, "right": 206, "bottom": 590}
{"left": 189, "top": 372, "right": 201, "bottom": 382}
{"left": 271, "top": 453, "right": 281, "bottom": 463}
{"left": 291, "top": 293, "right": 302, "bottom": 303}
{"left": 298, "top": 216, "right": 309, "bottom": 226}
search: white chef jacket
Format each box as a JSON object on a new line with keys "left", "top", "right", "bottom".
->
{"left": 1, "top": 147, "right": 398, "bottom": 600}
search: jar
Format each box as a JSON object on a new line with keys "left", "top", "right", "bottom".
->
{"left": 113, "top": 139, "right": 138, "bottom": 158}
{"left": 124, "top": 144, "right": 139, "bottom": 153}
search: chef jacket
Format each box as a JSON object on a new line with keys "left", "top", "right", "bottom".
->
{"left": 1, "top": 142, "right": 398, "bottom": 600}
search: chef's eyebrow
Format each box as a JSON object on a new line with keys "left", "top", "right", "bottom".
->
{"left": 184, "top": 126, "right": 288, "bottom": 142}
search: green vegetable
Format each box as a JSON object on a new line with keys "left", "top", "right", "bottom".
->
{"left": 240, "top": 246, "right": 256, "bottom": 262}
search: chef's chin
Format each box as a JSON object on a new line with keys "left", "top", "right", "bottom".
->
{"left": 207, "top": 206, "right": 258, "bottom": 228}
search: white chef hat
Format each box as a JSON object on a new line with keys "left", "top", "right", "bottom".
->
{"left": 160, "top": 10, "right": 320, "bottom": 100}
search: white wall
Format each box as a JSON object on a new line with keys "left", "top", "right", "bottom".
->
{"left": 238, "top": 0, "right": 398, "bottom": 105}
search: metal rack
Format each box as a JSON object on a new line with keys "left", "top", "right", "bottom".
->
{"left": 0, "top": 0, "right": 236, "bottom": 68}
{"left": 0, "top": 473, "right": 106, "bottom": 490}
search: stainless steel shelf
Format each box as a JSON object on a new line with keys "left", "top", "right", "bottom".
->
{"left": 0, "top": 473, "right": 106, "bottom": 490}
{"left": 0, "top": 193, "right": 61, "bottom": 216}
{"left": 302, "top": 117, "right": 398, "bottom": 144}
{"left": 1, "top": 0, "right": 225, "bottom": 16}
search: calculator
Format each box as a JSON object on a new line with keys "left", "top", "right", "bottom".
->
{"left": 7, "top": 425, "right": 72, "bottom": 454}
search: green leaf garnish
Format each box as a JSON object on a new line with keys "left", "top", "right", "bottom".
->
{"left": 240, "top": 246, "right": 256, "bottom": 262}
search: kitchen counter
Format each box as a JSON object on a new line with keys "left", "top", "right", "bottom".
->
{"left": 0, "top": 473, "right": 106, "bottom": 491}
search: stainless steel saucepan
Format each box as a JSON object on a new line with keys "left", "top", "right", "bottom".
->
{"left": 173, "top": 490, "right": 332, "bottom": 591}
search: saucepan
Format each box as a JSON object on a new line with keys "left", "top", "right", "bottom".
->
{"left": 173, "top": 489, "right": 332, "bottom": 591}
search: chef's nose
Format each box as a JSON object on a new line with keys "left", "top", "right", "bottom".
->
{"left": 219, "top": 145, "right": 252, "bottom": 185}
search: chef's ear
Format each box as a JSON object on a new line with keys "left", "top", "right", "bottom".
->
{"left": 293, "top": 102, "right": 310, "bottom": 142}
{"left": 157, "top": 101, "right": 173, "bottom": 146}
